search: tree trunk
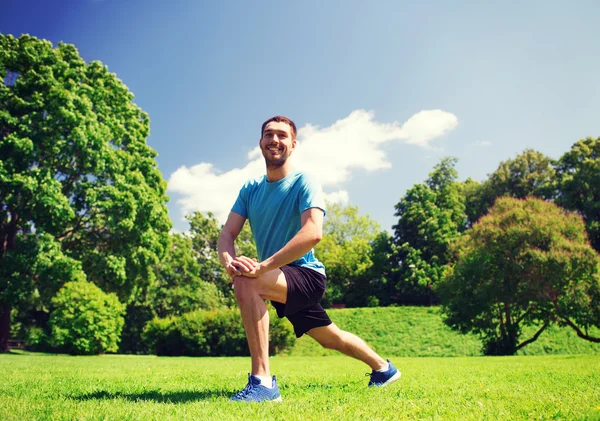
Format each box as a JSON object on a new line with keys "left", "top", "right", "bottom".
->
{"left": 0, "top": 301, "right": 11, "bottom": 353}
{"left": 1, "top": 211, "right": 18, "bottom": 353}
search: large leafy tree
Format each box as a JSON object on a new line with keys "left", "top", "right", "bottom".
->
{"left": 0, "top": 35, "right": 171, "bottom": 351}
{"left": 390, "top": 157, "right": 466, "bottom": 304}
{"left": 556, "top": 137, "right": 600, "bottom": 253}
{"left": 466, "top": 149, "right": 556, "bottom": 224}
{"left": 487, "top": 149, "right": 556, "bottom": 199}
{"left": 438, "top": 197, "right": 600, "bottom": 355}
{"left": 314, "top": 202, "right": 380, "bottom": 307}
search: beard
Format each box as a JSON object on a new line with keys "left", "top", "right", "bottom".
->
{"left": 263, "top": 149, "right": 290, "bottom": 170}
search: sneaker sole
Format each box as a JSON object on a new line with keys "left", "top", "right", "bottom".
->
{"left": 231, "top": 396, "right": 282, "bottom": 403}
{"left": 380, "top": 371, "right": 402, "bottom": 387}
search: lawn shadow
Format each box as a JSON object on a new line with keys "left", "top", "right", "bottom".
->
{"left": 71, "top": 388, "right": 231, "bottom": 403}
{"left": 72, "top": 382, "right": 354, "bottom": 403}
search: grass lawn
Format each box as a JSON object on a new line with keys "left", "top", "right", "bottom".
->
{"left": 1, "top": 352, "right": 599, "bottom": 420}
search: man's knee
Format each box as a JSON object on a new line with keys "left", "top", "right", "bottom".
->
{"left": 233, "top": 276, "right": 257, "bottom": 301}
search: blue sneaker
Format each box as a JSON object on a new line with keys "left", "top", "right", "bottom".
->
{"left": 231, "top": 374, "right": 282, "bottom": 402}
{"left": 368, "top": 360, "right": 401, "bottom": 387}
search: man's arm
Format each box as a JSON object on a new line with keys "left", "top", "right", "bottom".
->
{"left": 217, "top": 211, "right": 248, "bottom": 277}
{"left": 240, "top": 207, "right": 324, "bottom": 277}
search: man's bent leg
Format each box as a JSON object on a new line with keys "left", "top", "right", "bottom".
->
{"left": 307, "top": 323, "right": 387, "bottom": 371}
{"left": 233, "top": 270, "right": 288, "bottom": 377}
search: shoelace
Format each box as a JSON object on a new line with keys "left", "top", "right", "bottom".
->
{"left": 233, "top": 382, "right": 253, "bottom": 399}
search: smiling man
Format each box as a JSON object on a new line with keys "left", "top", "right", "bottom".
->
{"left": 217, "top": 116, "right": 401, "bottom": 402}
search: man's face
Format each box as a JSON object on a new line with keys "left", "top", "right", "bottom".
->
{"left": 260, "top": 121, "right": 296, "bottom": 169}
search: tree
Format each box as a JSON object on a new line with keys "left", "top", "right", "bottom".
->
{"left": 120, "top": 232, "right": 223, "bottom": 353}
{"left": 437, "top": 197, "right": 600, "bottom": 355}
{"left": 235, "top": 218, "right": 258, "bottom": 261}
{"left": 488, "top": 149, "right": 556, "bottom": 199}
{"left": 390, "top": 157, "right": 466, "bottom": 304}
{"left": 461, "top": 178, "right": 488, "bottom": 228}
{"left": 151, "top": 233, "right": 222, "bottom": 318}
{"left": 0, "top": 35, "right": 171, "bottom": 351}
{"left": 361, "top": 230, "right": 396, "bottom": 307}
{"left": 187, "top": 211, "right": 257, "bottom": 302}
{"left": 466, "top": 149, "right": 556, "bottom": 224}
{"left": 1, "top": 233, "right": 87, "bottom": 350}
{"left": 556, "top": 137, "right": 600, "bottom": 253}
{"left": 187, "top": 211, "right": 223, "bottom": 287}
{"left": 314, "top": 202, "right": 380, "bottom": 307}
{"left": 121, "top": 213, "right": 256, "bottom": 353}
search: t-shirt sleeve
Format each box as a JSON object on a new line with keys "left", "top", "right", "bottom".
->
{"left": 298, "top": 174, "right": 327, "bottom": 216}
{"left": 231, "top": 184, "right": 249, "bottom": 218}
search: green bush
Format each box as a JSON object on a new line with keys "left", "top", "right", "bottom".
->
{"left": 24, "top": 326, "right": 52, "bottom": 352}
{"left": 141, "top": 316, "right": 181, "bottom": 356}
{"left": 143, "top": 307, "right": 295, "bottom": 356}
{"left": 49, "top": 281, "right": 125, "bottom": 355}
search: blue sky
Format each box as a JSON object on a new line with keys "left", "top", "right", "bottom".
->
{"left": 2, "top": 0, "right": 599, "bottom": 232}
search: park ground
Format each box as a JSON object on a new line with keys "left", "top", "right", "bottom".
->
{"left": 1, "top": 352, "right": 599, "bottom": 420}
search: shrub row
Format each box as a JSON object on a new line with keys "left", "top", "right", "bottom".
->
{"left": 143, "top": 307, "right": 295, "bottom": 356}
{"left": 22, "top": 281, "right": 294, "bottom": 356}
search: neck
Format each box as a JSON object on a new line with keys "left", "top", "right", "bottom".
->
{"left": 266, "top": 161, "right": 294, "bottom": 182}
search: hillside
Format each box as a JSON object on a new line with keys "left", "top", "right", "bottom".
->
{"left": 282, "top": 307, "right": 600, "bottom": 357}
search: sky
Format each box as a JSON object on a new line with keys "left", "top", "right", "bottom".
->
{"left": 2, "top": 0, "right": 599, "bottom": 233}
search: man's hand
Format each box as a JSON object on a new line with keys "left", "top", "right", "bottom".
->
{"left": 225, "top": 260, "right": 242, "bottom": 278}
{"left": 230, "top": 256, "right": 264, "bottom": 278}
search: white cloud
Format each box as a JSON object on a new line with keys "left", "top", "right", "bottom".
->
{"left": 168, "top": 160, "right": 264, "bottom": 223}
{"left": 168, "top": 109, "right": 458, "bottom": 224}
{"left": 474, "top": 140, "right": 492, "bottom": 147}
{"left": 323, "top": 190, "right": 349, "bottom": 206}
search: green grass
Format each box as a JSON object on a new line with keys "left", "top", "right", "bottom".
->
{"left": 1, "top": 352, "right": 600, "bottom": 420}
{"left": 284, "top": 307, "right": 600, "bottom": 357}
{"left": 3, "top": 307, "right": 598, "bottom": 419}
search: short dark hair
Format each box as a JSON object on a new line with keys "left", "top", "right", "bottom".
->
{"left": 261, "top": 116, "right": 297, "bottom": 140}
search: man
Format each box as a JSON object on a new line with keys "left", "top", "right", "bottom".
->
{"left": 217, "top": 116, "right": 400, "bottom": 403}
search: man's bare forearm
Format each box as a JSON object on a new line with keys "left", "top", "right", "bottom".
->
{"left": 260, "top": 220, "right": 321, "bottom": 272}
{"left": 217, "top": 231, "right": 237, "bottom": 267}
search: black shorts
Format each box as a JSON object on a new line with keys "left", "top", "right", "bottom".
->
{"left": 271, "top": 265, "right": 332, "bottom": 338}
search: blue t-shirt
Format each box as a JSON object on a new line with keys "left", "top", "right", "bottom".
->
{"left": 231, "top": 171, "right": 327, "bottom": 275}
